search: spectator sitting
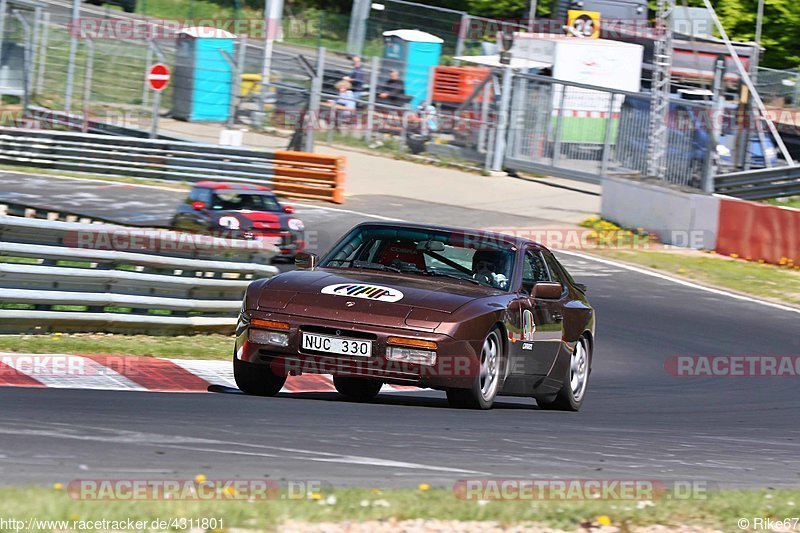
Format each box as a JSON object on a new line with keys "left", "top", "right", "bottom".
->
{"left": 330, "top": 79, "right": 357, "bottom": 126}
{"left": 378, "top": 70, "right": 406, "bottom": 107}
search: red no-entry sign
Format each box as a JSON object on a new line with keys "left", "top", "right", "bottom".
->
{"left": 147, "top": 63, "right": 171, "bottom": 91}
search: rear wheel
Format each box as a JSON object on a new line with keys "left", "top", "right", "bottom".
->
{"left": 233, "top": 354, "right": 286, "bottom": 396}
{"left": 333, "top": 375, "right": 382, "bottom": 401}
{"left": 447, "top": 327, "right": 503, "bottom": 410}
{"left": 536, "top": 335, "right": 590, "bottom": 411}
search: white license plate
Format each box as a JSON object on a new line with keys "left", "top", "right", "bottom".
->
{"left": 301, "top": 333, "right": 372, "bottom": 357}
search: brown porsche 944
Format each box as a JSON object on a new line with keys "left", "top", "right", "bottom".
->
{"left": 234, "top": 222, "right": 595, "bottom": 410}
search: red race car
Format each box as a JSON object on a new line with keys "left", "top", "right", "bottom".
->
{"left": 234, "top": 222, "right": 595, "bottom": 410}
{"left": 171, "top": 181, "right": 305, "bottom": 260}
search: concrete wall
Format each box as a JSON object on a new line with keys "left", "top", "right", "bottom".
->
{"left": 601, "top": 176, "right": 720, "bottom": 250}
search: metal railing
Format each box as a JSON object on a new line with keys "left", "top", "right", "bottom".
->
{"left": 0, "top": 128, "right": 276, "bottom": 184}
{"left": 0, "top": 128, "right": 346, "bottom": 203}
{"left": 0, "top": 215, "right": 279, "bottom": 334}
{"left": 715, "top": 165, "right": 800, "bottom": 200}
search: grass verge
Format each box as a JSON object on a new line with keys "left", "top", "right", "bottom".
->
{"left": 592, "top": 249, "right": 800, "bottom": 307}
{"left": 579, "top": 217, "right": 800, "bottom": 307}
{"left": 0, "top": 485, "right": 797, "bottom": 531}
{"left": 764, "top": 196, "right": 800, "bottom": 210}
{"left": 0, "top": 334, "right": 233, "bottom": 360}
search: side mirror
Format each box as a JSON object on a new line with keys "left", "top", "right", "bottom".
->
{"left": 191, "top": 201, "right": 206, "bottom": 211}
{"left": 283, "top": 205, "right": 295, "bottom": 214}
{"left": 532, "top": 282, "right": 562, "bottom": 300}
{"left": 295, "top": 252, "right": 318, "bottom": 271}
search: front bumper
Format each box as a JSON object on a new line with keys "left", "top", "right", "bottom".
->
{"left": 235, "top": 311, "right": 480, "bottom": 389}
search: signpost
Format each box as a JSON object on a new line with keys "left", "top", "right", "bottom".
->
{"left": 147, "top": 63, "right": 170, "bottom": 138}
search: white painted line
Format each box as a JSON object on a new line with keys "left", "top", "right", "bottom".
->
{"left": 292, "top": 202, "right": 403, "bottom": 222}
{"left": 556, "top": 249, "right": 800, "bottom": 315}
{"left": 0, "top": 423, "right": 487, "bottom": 475}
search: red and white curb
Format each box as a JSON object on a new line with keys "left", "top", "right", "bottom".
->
{"left": 0, "top": 353, "right": 423, "bottom": 394}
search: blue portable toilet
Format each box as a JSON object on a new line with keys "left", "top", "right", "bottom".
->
{"left": 382, "top": 29, "right": 443, "bottom": 108}
{"left": 171, "top": 27, "right": 235, "bottom": 122}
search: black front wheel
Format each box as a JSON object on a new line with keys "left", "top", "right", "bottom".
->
{"left": 233, "top": 354, "right": 286, "bottom": 396}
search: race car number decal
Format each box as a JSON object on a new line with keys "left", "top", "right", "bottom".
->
{"left": 321, "top": 283, "right": 404, "bottom": 303}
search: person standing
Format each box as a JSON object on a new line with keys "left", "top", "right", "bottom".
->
{"left": 349, "top": 56, "right": 366, "bottom": 100}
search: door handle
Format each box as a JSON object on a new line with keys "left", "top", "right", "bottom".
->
{"left": 551, "top": 312, "right": 563, "bottom": 322}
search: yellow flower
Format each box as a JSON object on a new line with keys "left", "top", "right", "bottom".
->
{"left": 418, "top": 483, "right": 430, "bottom": 491}
{"left": 224, "top": 485, "right": 237, "bottom": 497}
{"left": 677, "top": 268, "right": 687, "bottom": 274}
{"left": 757, "top": 259, "right": 765, "bottom": 264}
{"left": 597, "top": 515, "right": 612, "bottom": 526}
{"left": 309, "top": 492, "right": 322, "bottom": 500}
{"left": 372, "top": 488, "right": 382, "bottom": 495}
{"left": 194, "top": 474, "right": 207, "bottom": 483}
{"left": 730, "top": 253, "right": 739, "bottom": 258}
{"left": 53, "top": 483, "right": 63, "bottom": 490}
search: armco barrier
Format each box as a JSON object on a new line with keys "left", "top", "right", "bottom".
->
{"left": 0, "top": 215, "right": 280, "bottom": 334}
{"left": 0, "top": 128, "right": 346, "bottom": 204}
{"left": 716, "top": 198, "right": 800, "bottom": 264}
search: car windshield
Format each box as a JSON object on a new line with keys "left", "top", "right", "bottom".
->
{"left": 321, "top": 226, "right": 517, "bottom": 291}
{"left": 210, "top": 192, "right": 282, "bottom": 212}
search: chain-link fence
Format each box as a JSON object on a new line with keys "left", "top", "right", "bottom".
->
{"left": 364, "top": 0, "right": 525, "bottom": 60}
{"left": 506, "top": 72, "right": 713, "bottom": 188}
{"left": 0, "top": 1, "right": 41, "bottom": 112}
{"left": 756, "top": 67, "right": 800, "bottom": 109}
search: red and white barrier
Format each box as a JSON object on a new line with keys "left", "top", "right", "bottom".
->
{"left": 716, "top": 197, "right": 800, "bottom": 264}
{"left": 0, "top": 353, "right": 421, "bottom": 394}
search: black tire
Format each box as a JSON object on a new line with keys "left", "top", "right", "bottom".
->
{"left": 333, "top": 375, "right": 382, "bottom": 401}
{"left": 536, "top": 335, "right": 591, "bottom": 411}
{"left": 233, "top": 354, "right": 286, "bottom": 396}
{"left": 446, "top": 327, "right": 503, "bottom": 410}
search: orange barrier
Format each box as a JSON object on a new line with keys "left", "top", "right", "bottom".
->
{"left": 432, "top": 66, "right": 491, "bottom": 104}
{"left": 272, "top": 151, "right": 346, "bottom": 204}
{"left": 716, "top": 198, "right": 800, "bottom": 264}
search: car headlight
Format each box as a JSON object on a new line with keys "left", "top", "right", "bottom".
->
{"left": 288, "top": 218, "right": 304, "bottom": 231}
{"left": 716, "top": 144, "right": 731, "bottom": 157}
{"left": 387, "top": 346, "right": 437, "bottom": 366}
{"left": 249, "top": 329, "right": 289, "bottom": 347}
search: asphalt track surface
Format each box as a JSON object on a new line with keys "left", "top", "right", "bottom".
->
{"left": 1, "top": 172, "right": 799, "bottom": 489}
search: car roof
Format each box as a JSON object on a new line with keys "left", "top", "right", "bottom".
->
{"left": 194, "top": 181, "right": 272, "bottom": 192}
{"left": 352, "top": 221, "right": 545, "bottom": 250}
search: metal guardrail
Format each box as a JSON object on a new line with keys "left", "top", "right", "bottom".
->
{"left": 0, "top": 215, "right": 280, "bottom": 334}
{"left": 0, "top": 128, "right": 346, "bottom": 203}
{"left": 715, "top": 165, "right": 800, "bottom": 200}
